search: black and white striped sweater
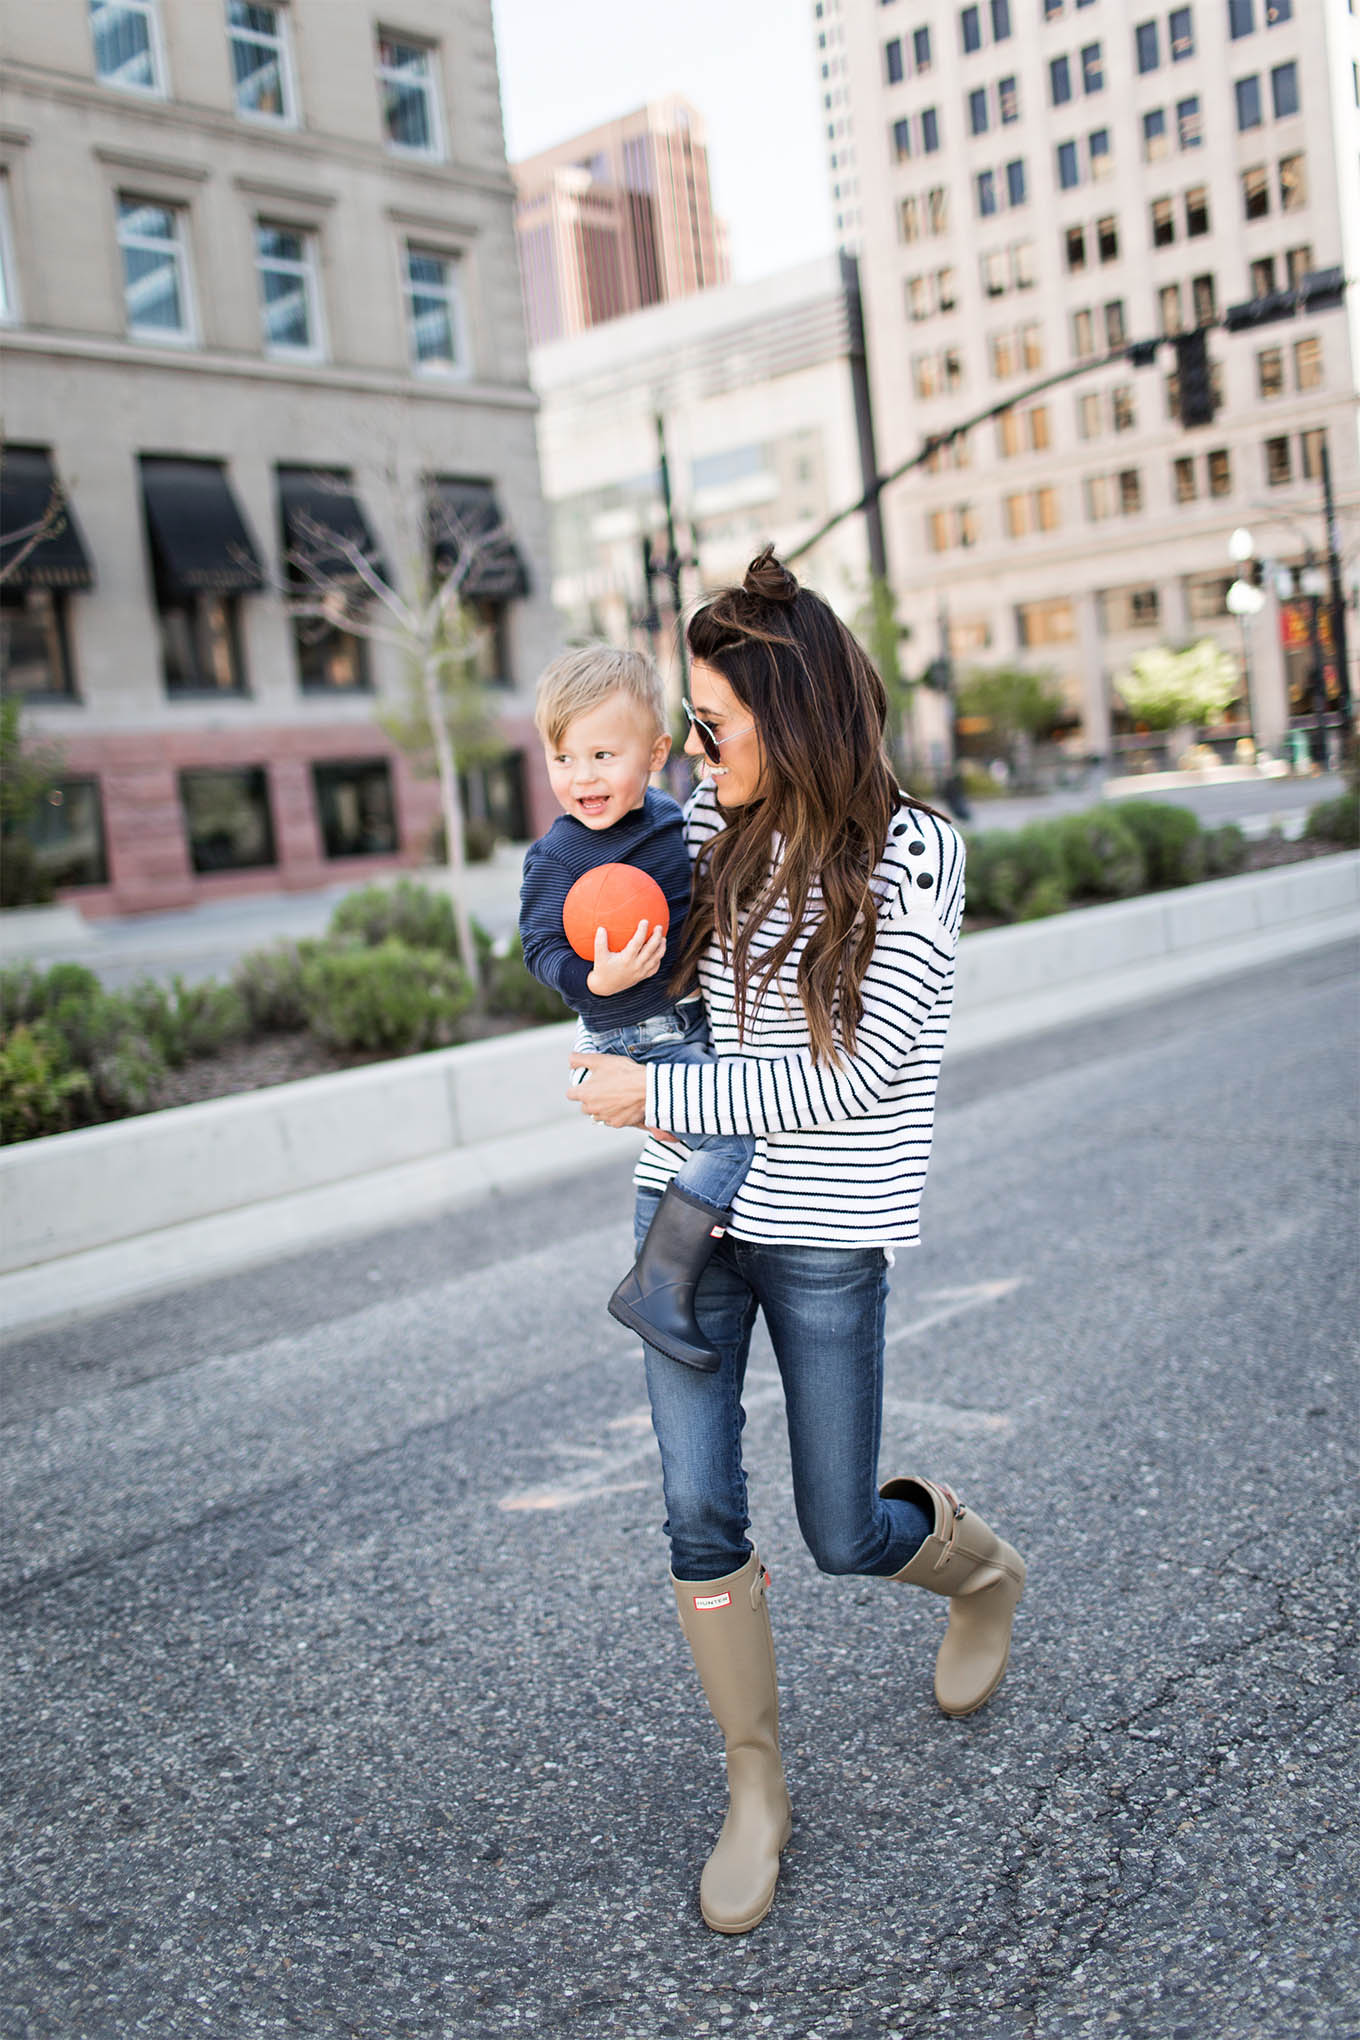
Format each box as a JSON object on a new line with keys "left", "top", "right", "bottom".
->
{"left": 634, "top": 781, "right": 966, "bottom": 1247}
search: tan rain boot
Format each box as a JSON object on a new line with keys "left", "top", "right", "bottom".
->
{"left": 881, "top": 1475, "right": 1026, "bottom": 1718}
{"left": 672, "top": 1551, "right": 793, "bottom": 1934}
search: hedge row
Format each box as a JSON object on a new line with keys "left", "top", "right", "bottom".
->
{"left": 0, "top": 880, "right": 570, "bottom": 1145}
{"left": 961, "top": 799, "right": 1256, "bottom": 923}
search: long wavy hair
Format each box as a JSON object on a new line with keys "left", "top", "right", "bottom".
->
{"left": 671, "top": 546, "right": 932, "bottom": 1066}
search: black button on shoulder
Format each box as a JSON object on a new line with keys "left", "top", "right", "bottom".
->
{"left": 891, "top": 822, "right": 906, "bottom": 837}
{"left": 908, "top": 839, "right": 925, "bottom": 855}
{"left": 916, "top": 871, "right": 933, "bottom": 889}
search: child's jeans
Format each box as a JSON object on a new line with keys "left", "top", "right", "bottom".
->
{"left": 578, "top": 1001, "right": 755, "bottom": 1211}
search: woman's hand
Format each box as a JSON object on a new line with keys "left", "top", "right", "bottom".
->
{"left": 566, "top": 1052, "right": 648, "bottom": 1128}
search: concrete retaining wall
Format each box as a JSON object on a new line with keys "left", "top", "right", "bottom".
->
{"left": 3, "top": 853, "right": 1356, "bottom": 1278}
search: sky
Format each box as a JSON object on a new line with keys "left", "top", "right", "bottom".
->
{"left": 489, "top": 0, "right": 835, "bottom": 283}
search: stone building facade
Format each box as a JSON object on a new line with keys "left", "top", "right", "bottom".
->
{"left": 1, "top": 0, "right": 559, "bottom": 914}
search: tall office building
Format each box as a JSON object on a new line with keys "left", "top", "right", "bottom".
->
{"left": 513, "top": 99, "right": 731, "bottom": 348}
{"left": 1, "top": 0, "right": 558, "bottom": 915}
{"left": 818, "top": 0, "right": 1359, "bottom": 760}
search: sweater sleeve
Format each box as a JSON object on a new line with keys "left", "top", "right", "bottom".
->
{"left": 645, "top": 842, "right": 964, "bottom": 1138}
{"left": 517, "top": 842, "right": 594, "bottom": 1007}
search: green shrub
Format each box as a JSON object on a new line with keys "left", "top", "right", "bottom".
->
{"left": 966, "top": 822, "right": 1069, "bottom": 921}
{"left": 166, "top": 977, "right": 250, "bottom": 1061}
{"left": 0, "top": 960, "right": 100, "bottom": 1029}
{"left": 0, "top": 1023, "right": 92, "bottom": 1143}
{"left": 1203, "top": 823, "right": 1249, "bottom": 877}
{"left": 426, "top": 817, "right": 499, "bottom": 864}
{"left": 1115, "top": 801, "right": 1206, "bottom": 888}
{"left": 300, "top": 938, "right": 474, "bottom": 1053}
{"left": 1017, "top": 875, "right": 1070, "bottom": 921}
{"left": 1304, "top": 791, "right": 1360, "bottom": 847}
{"left": 232, "top": 940, "right": 312, "bottom": 1033}
{"left": 1054, "top": 809, "right": 1145, "bottom": 900}
{"left": 485, "top": 934, "right": 573, "bottom": 1024}
{"left": 329, "top": 878, "right": 459, "bottom": 957}
{"left": 0, "top": 835, "right": 56, "bottom": 910}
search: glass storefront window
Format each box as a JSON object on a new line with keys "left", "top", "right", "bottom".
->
{"left": 312, "top": 759, "right": 397, "bottom": 858}
{"left": 179, "top": 766, "right": 275, "bottom": 872}
{"left": 159, "top": 594, "right": 246, "bottom": 694}
{"left": 21, "top": 777, "right": 108, "bottom": 888}
{"left": 0, "top": 586, "right": 76, "bottom": 696}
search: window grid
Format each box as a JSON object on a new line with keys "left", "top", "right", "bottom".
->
{"left": 377, "top": 36, "right": 443, "bottom": 157}
{"left": 117, "top": 196, "right": 193, "bottom": 342}
{"left": 255, "top": 221, "right": 323, "bottom": 358}
{"left": 404, "top": 244, "right": 466, "bottom": 373}
{"left": 228, "top": 2, "right": 296, "bottom": 123}
{"left": 89, "top": 0, "right": 165, "bottom": 94}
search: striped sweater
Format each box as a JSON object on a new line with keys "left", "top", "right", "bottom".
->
{"left": 635, "top": 782, "right": 966, "bottom": 1247}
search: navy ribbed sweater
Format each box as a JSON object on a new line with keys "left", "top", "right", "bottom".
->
{"left": 517, "top": 788, "right": 695, "bottom": 1027}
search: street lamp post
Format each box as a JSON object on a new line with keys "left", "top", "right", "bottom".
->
{"left": 1226, "top": 527, "right": 1265, "bottom": 754}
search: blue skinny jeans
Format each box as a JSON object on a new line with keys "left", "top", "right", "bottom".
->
{"left": 579, "top": 1004, "right": 754, "bottom": 1210}
{"left": 634, "top": 1184, "right": 933, "bottom": 1582}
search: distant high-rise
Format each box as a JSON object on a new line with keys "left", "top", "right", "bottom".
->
{"left": 513, "top": 99, "right": 731, "bottom": 348}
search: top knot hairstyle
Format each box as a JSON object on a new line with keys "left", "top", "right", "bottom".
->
{"left": 674, "top": 545, "right": 928, "bottom": 1065}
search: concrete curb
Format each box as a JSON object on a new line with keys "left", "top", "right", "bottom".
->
{"left": 2, "top": 852, "right": 1356, "bottom": 1338}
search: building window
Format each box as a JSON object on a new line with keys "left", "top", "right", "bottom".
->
{"left": 1257, "top": 346, "right": 1285, "bottom": 397}
{"left": 404, "top": 245, "right": 466, "bottom": 373}
{"left": 1229, "top": 0, "right": 1254, "bottom": 34}
{"left": 1081, "top": 41, "right": 1103, "bottom": 91}
{"left": 1004, "top": 491, "right": 1030, "bottom": 538}
{"left": 908, "top": 274, "right": 932, "bottom": 318}
{"left": 1250, "top": 254, "right": 1277, "bottom": 296}
{"left": 892, "top": 117, "right": 912, "bottom": 161}
{"left": 1029, "top": 404, "right": 1052, "bottom": 450}
{"left": 921, "top": 106, "right": 941, "bottom": 150}
{"left": 1264, "top": 435, "right": 1292, "bottom": 485}
{"left": 969, "top": 85, "right": 989, "bottom": 132}
{"left": 976, "top": 170, "right": 998, "bottom": 217}
{"left": 1012, "top": 237, "right": 1034, "bottom": 286}
{"left": 997, "top": 409, "right": 1023, "bottom": 456}
{"left": 899, "top": 195, "right": 921, "bottom": 242}
{"left": 1151, "top": 196, "right": 1176, "bottom": 246}
{"left": 991, "top": 330, "right": 1017, "bottom": 376}
{"left": 942, "top": 346, "right": 964, "bottom": 388}
{"left": 312, "top": 759, "right": 398, "bottom": 859}
{"left": 961, "top": 5, "right": 982, "bottom": 54}
{"left": 1097, "top": 215, "right": 1119, "bottom": 262}
{"left": 1119, "top": 469, "right": 1143, "bottom": 515}
{"left": 1065, "top": 224, "right": 1087, "bottom": 271}
{"left": 928, "top": 508, "right": 951, "bottom": 551}
{"left": 180, "top": 767, "right": 276, "bottom": 873}
{"left": 1111, "top": 381, "right": 1135, "bottom": 427}
{"left": 914, "top": 25, "right": 933, "bottom": 68}
{"left": 17, "top": 777, "right": 108, "bottom": 890}
{"left": 1191, "top": 273, "right": 1216, "bottom": 323}
{"left": 1105, "top": 300, "right": 1127, "bottom": 348}
{"left": 1186, "top": 572, "right": 1234, "bottom": 620}
{"left": 983, "top": 247, "right": 1008, "bottom": 294}
{"left": 1177, "top": 95, "right": 1202, "bottom": 147}
{"left": 999, "top": 73, "right": 1019, "bottom": 121}
{"left": 1207, "top": 448, "right": 1232, "bottom": 496}
{"left": 1185, "top": 187, "right": 1210, "bottom": 237}
{"left": 992, "top": 0, "right": 1011, "bottom": 38}
{"left": 886, "top": 37, "right": 905, "bottom": 84}
{"left": 1020, "top": 322, "right": 1042, "bottom": 369}
{"left": 1050, "top": 54, "right": 1072, "bottom": 103}
{"left": 937, "top": 265, "right": 957, "bottom": 310}
{"left": 1099, "top": 585, "right": 1160, "bottom": 633}
{"left": 255, "top": 222, "right": 322, "bottom": 357}
{"left": 1058, "top": 139, "right": 1080, "bottom": 187}
{"left": 1035, "top": 485, "right": 1059, "bottom": 531}
{"left": 161, "top": 595, "right": 247, "bottom": 694}
{"left": 1016, "top": 597, "right": 1074, "bottom": 646}
{"left": 1242, "top": 165, "right": 1270, "bottom": 217}
{"left": 1271, "top": 61, "right": 1299, "bottom": 118}
{"left": 1072, "top": 307, "right": 1096, "bottom": 356}
{"left": 1089, "top": 128, "right": 1112, "bottom": 178}
{"left": 1005, "top": 158, "right": 1027, "bottom": 206}
{"left": 1235, "top": 75, "right": 1262, "bottom": 128}
{"left": 117, "top": 196, "right": 195, "bottom": 342}
{"left": 89, "top": 0, "right": 164, "bottom": 93}
{"left": 1278, "top": 153, "right": 1306, "bottom": 209}
{"left": 227, "top": 1, "right": 295, "bottom": 122}
{"left": 1169, "top": 6, "right": 1195, "bottom": 57}
{"left": 1143, "top": 109, "right": 1169, "bottom": 160}
{"left": 1267, "top": 0, "right": 1292, "bottom": 17}
{"left": 1173, "top": 455, "right": 1197, "bottom": 502}
{"left": 1079, "top": 390, "right": 1101, "bottom": 437}
{"left": 0, "top": 587, "right": 77, "bottom": 698}
{"left": 1159, "top": 281, "right": 1183, "bottom": 333}
{"left": 1299, "top": 428, "right": 1325, "bottom": 481}
{"left": 1294, "top": 334, "right": 1322, "bottom": 389}
{"left": 1136, "top": 19, "right": 1160, "bottom": 70}
{"left": 1284, "top": 243, "right": 1312, "bottom": 285}
{"left": 376, "top": 35, "right": 443, "bottom": 157}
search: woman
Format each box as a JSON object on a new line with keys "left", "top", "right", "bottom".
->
{"left": 568, "top": 549, "right": 1026, "bottom": 1936}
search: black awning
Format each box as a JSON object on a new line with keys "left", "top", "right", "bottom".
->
{"left": 277, "top": 468, "right": 389, "bottom": 589}
{"left": 0, "top": 447, "right": 94, "bottom": 589}
{"left": 429, "top": 478, "right": 530, "bottom": 601}
{"left": 140, "top": 457, "right": 265, "bottom": 598}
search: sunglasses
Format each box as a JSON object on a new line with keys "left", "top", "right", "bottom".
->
{"left": 682, "top": 699, "right": 755, "bottom": 765}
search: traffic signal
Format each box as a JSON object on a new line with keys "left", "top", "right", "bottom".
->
{"left": 1175, "top": 328, "right": 1216, "bottom": 428}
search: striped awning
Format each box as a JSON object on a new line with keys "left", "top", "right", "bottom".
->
{"left": 0, "top": 447, "right": 94, "bottom": 589}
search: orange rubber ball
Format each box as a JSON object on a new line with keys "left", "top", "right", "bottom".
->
{"left": 563, "top": 863, "right": 671, "bottom": 960}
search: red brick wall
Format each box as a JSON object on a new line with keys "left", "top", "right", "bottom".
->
{"left": 55, "top": 712, "right": 556, "bottom": 918}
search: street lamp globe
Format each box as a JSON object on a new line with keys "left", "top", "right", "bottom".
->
{"left": 1228, "top": 526, "right": 1254, "bottom": 564}
{"left": 1226, "top": 579, "right": 1265, "bottom": 619}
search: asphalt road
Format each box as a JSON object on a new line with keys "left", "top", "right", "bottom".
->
{"left": 2, "top": 942, "right": 1357, "bottom": 2040}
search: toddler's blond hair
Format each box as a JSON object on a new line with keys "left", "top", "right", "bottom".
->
{"left": 534, "top": 645, "right": 666, "bottom": 749}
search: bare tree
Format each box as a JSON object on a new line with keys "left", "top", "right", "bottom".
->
{"left": 282, "top": 489, "right": 519, "bottom": 988}
{"left": 0, "top": 482, "right": 70, "bottom": 588}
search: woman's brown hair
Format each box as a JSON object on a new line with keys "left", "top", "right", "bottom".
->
{"left": 672, "top": 546, "right": 928, "bottom": 1066}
